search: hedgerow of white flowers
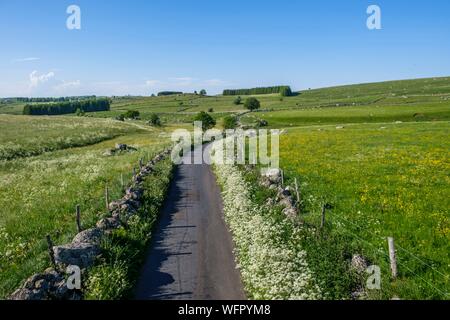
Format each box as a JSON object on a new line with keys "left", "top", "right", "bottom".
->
{"left": 215, "top": 164, "right": 322, "bottom": 300}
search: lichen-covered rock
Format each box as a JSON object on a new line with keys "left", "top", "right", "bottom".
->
{"left": 279, "top": 196, "right": 295, "bottom": 208}
{"left": 9, "top": 268, "right": 81, "bottom": 300}
{"left": 277, "top": 187, "right": 292, "bottom": 199}
{"left": 53, "top": 243, "right": 100, "bottom": 269}
{"left": 128, "top": 198, "right": 141, "bottom": 208}
{"left": 115, "top": 143, "right": 128, "bottom": 151}
{"left": 96, "top": 216, "right": 121, "bottom": 230}
{"left": 269, "top": 184, "right": 279, "bottom": 190}
{"left": 282, "top": 207, "right": 298, "bottom": 219}
{"left": 72, "top": 228, "right": 103, "bottom": 245}
{"left": 108, "top": 200, "right": 122, "bottom": 211}
{"left": 262, "top": 168, "right": 282, "bottom": 184}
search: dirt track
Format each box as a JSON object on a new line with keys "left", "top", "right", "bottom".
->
{"left": 134, "top": 146, "right": 245, "bottom": 300}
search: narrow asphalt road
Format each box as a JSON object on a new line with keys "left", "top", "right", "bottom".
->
{"left": 134, "top": 146, "right": 246, "bottom": 300}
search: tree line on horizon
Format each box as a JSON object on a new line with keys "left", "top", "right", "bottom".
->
{"left": 223, "top": 86, "right": 292, "bottom": 96}
{"left": 23, "top": 98, "right": 110, "bottom": 115}
{"left": 2, "top": 96, "right": 97, "bottom": 103}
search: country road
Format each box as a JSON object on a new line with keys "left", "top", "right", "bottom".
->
{"left": 134, "top": 145, "right": 246, "bottom": 300}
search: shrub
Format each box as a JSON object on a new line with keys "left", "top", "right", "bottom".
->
{"left": 233, "top": 96, "right": 242, "bottom": 105}
{"left": 193, "top": 111, "right": 216, "bottom": 131}
{"left": 280, "top": 87, "right": 292, "bottom": 97}
{"left": 255, "top": 119, "right": 268, "bottom": 128}
{"left": 208, "top": 108, "right": 214, "bottom": 113}
{"left": 244, "top": 97, "right": 261, "bottom": 111}
{"left": 75, "top": 108, "right": 85, "bottom": 117}
{"left": 223, "top": 116, "right": 238, "bottom": 129}
{"left": 200, "top": 89, "right": 207, "bottom": 96}
{"left": 123, "top": 110, "right": 140, "bottom": 120}
{"left": 148, "top": 113, "right": 161, "bottom": 126}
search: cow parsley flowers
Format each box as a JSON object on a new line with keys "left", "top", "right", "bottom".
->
{"left": 215, "top": 164, "right": 322, "bottom": 300}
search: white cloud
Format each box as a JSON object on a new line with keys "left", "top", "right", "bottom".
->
{"left": 29, "top": 70, "right": 55, "bottom": 88}
{"left": 204, "top": 79, "right": 228, "bottom": 86}
{"left": 145, "top": 80, "right": 163, "bottom": 87}
{"left": 13, "top": 57, "right": 40, "bottom": 63}
{"left": 169, "top": 77, "right": 196, "bottom": 82}
{"left": 53, "top": 80, "right": 81, "bottom": 92}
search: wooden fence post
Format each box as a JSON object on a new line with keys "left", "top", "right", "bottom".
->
{"left": 120, "top": 173, "right": 124, "bottom": 191}
{"left": 294, "top": 177, "right": 300, "bottom": 206}
{"left": 46, "top": 235, "right": 57, "bottom": 271}
{"left": 320, "top": 204, "right": 326, "bottom": 229}
{"left": 280, "top": 169, "right": 284, "bottom": 187}
{"left": 133, "top": 167, "right": 136, "bottom": 176}
{"left": 76, "top": 205, "right": 82, "bottom": 233}
{"left": 388, "top": 237, "right": 398, "bottom": 279}
{"left": 105, "top": 185, "right": 110, "bottom": 210}
{"left": 139, "top": 158, "right": 143, "bottom": 170}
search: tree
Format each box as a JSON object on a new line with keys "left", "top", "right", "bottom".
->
{"left": 233, "top": 96, "right": 242, "bottom": 105}
{"left": 124, "top": 110, "right": 140, "bottom": 119}
{"left": 255, "top": 119, "right": 268, "bottom": 128}
{"left": 75, "top": 108, "right": 85, "bottom": 116}
{"left": 223, "top": 115, "right": 238, "bottom": 129}
{"left": 148, "top": 113, "right": 161, "bottom": 126}
{"left": 194, "top": 111, "right": 216, "bottom": 131}
{"left": 280, "top": 86, "right": 292, "bottom": 97}
{"left": 199, "top": 89, "right": 207, "bottom": 96}
{"left": 244, "top": 97, "right": 260, "bottom": 111}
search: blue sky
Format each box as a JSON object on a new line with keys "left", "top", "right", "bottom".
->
{"left": 0, "top": 0, "right": 449, "bottom": 97}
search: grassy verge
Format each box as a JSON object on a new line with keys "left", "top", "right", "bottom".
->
{"left": 214, "top": 164, "right": 325, "bottom": 300}
{"left": 84, "top": 158, "right": 173, "bottom": 299}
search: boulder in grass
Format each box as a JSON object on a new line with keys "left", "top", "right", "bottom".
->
{"left": 9, "top": 268, "right": 82, "bottom": 300}
{"left": 72, "top": 228, "right": 103, "bottom": 246}
{"left": 96, "top": 216, "right": 121, "bottom": 230}
{"left": 282, "top": 207, "right": 298, "bottom": 219}
{"left": 115, "top": 143, "right": 128, "bottom": 151}
{"left": 277, "top": 186, "right": 292, "bottom": 199}
{"left": 263, "top": 168, "right": 282, "bottom": 184}
{"left": 53, "top": 243, "right": 100, "bottom": 269}
{"left": 279, "top": 196, "right": 295, "bottom": 208}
